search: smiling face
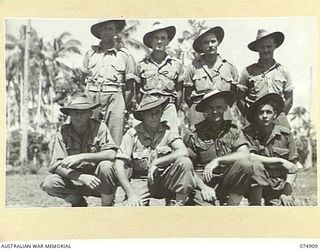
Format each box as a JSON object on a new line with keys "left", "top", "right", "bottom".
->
{"left": 100, "top": 22, "right": 118, "bottom": 42}
{"left": 203, "top": 96, "right": 228, "bottom": 123}
{"left": 256, "top": 103, "right": 277, "bottom": 127}
{"left": 150, "top": 30, "right": 170, "bottom": 52}
{"left": 256, "top": 37, "right": 277, "bottom": 60}
{"left": 142, "top": 106, "right": 164, "bottom": 128}
{"left": 200, "top": 32, "right": 219, "bottom": 55}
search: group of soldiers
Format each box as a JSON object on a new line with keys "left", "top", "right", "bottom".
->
{"left": 40, "top": 19, "right": 298, "bottom": 207}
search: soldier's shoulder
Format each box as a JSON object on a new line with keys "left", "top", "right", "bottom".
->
{"left": 275, "top": 124, "right": 291, "bottom": 135}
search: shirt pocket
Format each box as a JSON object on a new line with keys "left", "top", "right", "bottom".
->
{"left": 156, "top": 146, "right": 172, "bottom": 157}
{"left": 132, "top": 149, "right": 150, "bottom": 172}
{"left": 192, "top": 72, "right": 211, "bottom": 92}
{"left": 66, "top": 144, "right": 82, "bottom": 156}
{"left": 273, "top": 74, "right": 286, "bottom": 93}
{"left": 194, "top": 139, "right": 216, "bottom": 164}
{"left": 271, "top": 147, "right": 289, "bottom": 159}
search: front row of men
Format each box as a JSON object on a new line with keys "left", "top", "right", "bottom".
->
{"left": 40, "top": 90, "right": 298, "bottom": 207}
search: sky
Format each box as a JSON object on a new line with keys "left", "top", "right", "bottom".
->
{"left": 5, "top": 17, "right": 317, "bottom": 122}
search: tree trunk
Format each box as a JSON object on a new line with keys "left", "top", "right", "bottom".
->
{"left": 19, "top": 19, "right": 31, "bottom": 164}
{"left": 36, "top": 62, "right": 42, "bottom": 131}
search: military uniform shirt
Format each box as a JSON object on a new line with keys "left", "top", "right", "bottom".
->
{"left": 137, "top": 54, "right": 184, "bottom": 97}
{"left": 116, "top": 122, "right": 181, "bottom": 177}
{"left": 49, "top": 119, "right": 117, "bottom": 173}
{"left": 239, "top": 60, "right": 294, "bottom": 104}
{"left": 183, "top": 119, "right": 248, "bottom": 169}
{"left": 82, "top": 44, "right": 138, "bottom": 91}
{"left": 243, "top": 124, "right": 298, "bottom": 163}
{"left": 185, "top": 54, "right": 239, "bottom": 99}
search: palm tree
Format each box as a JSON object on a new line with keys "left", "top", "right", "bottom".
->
{"left": 116, "top": 20, "right": 150, "bottom": 54}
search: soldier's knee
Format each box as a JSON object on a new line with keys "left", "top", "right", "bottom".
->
{"left": 175, "top": 157, "right": 193, "bottom": 172}
{"left": 235, "top": 159, "right": 254, "bottom": 176}
{"left": 40, "top": 175, "right": 59, "bottom": 193}
{"left": 96, "top": 161, "right": 114, "bottom": 176}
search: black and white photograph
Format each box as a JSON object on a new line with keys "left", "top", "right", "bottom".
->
{"left": 5, "top": 17, "right": 317, "bottom": 208}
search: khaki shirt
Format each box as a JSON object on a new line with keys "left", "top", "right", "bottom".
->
{"left": 116, "top": 122, "right": 181, "bottom": 178}
{"left": 82, "top": 44, "right": 138, "bottom": 92}
{"left": 243, "top": 123, "right": 298, "bottom": 188}
{"left": 243, "top": 123, "right": 298, "bottom": 163}
{"left": 137, "top": 54, "right": 184, "bottom": 98}
{"left": 184, "top": 119, "right": 248, "bottom": 169}
{"left": 185, "top": 54, "right": 239, "bottom": 100}
{"left": 239, "top": 60, "right": 294, "bottom": 105}
{"left": 49, "top": 119, "right": 117, "bottom": 173}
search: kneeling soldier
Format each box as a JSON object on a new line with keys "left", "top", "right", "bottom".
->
{"left": 184, "top": 90, "right": 255, "bottom": 206}
{"left": 40, "top": 93, "right": 118, "bottom": 207}
{"left": 114, "top": 95, "right": 195, "bottom": 206}
{"left": 243, "top": 93, "right": 298, "bottom": 206}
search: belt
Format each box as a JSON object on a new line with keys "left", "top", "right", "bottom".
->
{"left": 87, "top": 84, "right": 122, "bottom": 93}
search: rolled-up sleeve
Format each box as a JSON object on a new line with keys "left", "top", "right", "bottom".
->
{"left": 49, "top": 131, "right": 68, "bottom": 173}
{"left": 282, "top": 67, "right": 294, "bottom": 94}
{"left": 115, "top": 131, "right": 134, "bottom": 163}
{"left": 97, "top": 123, "right": 118, "bottom": 151}
{"left": 184, "top": 65, "right": 195, "bottom": 87}
{"left": 287, "top": 134, "right": 299, "bottom": 162}
{"left": 124, "top": 52, "right": 139, "bottom": 83}
{"left": 183, "top": 129, "right": 198, "bottom": 162}
{"left": 238, "top": 69, "right": 250, "bottom": 93}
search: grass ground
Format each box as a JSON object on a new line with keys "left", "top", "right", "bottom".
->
{"left": 6, "top": 166, "right": 317, "bottom": 207}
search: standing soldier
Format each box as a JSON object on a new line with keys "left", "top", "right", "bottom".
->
{"left": 237, "top": 29, "right": 293, "bottom": 128}
{"left": 184, "top": 26, "right": 239, "bottom": 126}
{"left": 184, "top": 90, "right": 257, "bottom": 206}
{"left": 243, "top": 93, "right": 298, "bottom": 206}
{"left": 81, "top": 19, "right": 138, "bottom": 146}
{"left": 40, "top": 94, "right": 118, "bottom": 207}
{"left": 137, "top": 22, "right": 184, "bottom": 131}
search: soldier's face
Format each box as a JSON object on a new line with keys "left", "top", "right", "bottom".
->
{"left": 257, "top": 37, "right": 277, "bottom": 60}
{"left": 69, "top": 110, "right": 92, "bottom": 127}
{"left": 201, "top": 33, "right": 219, "bottom": 55}
{"left": 204, "top": 97, "right": 228, "bottom": 122}
{"left": 143, "top": 106, "right": 164, "bottom": 128}
{"left": 150, "top": 30, "right": 170, "bottom": 51}
{"left": 256, "top": 104, "right": 277, "bottom": 127}
{"left": 100, "top": 22, "right": 118, "bottom": 41}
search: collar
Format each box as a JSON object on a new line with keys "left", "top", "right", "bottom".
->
{"left": 196, "top": 119, "right": 236, "bottom": 139}
{"left": 92, "top": 43, "right": 118, "bottom": 54}
{"left": 145, "top": 53, "right": 174, "bottom": 67}
{"left": 68, "top": 119, "right": 97, "bottom": 144}
{"left": 245, "top": 123, "right": 289, "bottom": 145}
{"left": 257, "top": 59, "right": 280, "bottom": 70}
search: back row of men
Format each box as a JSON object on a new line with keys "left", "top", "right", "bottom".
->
{"left": 40, "top": 20, "right": 298, "bottom": 207}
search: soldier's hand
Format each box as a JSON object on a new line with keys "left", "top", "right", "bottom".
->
{"left": 279, "top": 194, "right": 294, "bottom": 206}
{"left": 200, "top": 185, "right": 217, "bottom": 202}
{"left": 281, "top": 160, "right": 298, "bottom": 174}
{"left": 204, "top": 160, "right": 219, "bottom": 183}
{"left": 147, "top": 165, "right": 158, "bottom": 185}
{"left": 61, "top": 155, "right": 83, "bottom": 169}
{"left": 78, "top": 174, "right": 101, "bottom": 190}
{"left": 126, "top": 194, "right": 143, "bottom": 207}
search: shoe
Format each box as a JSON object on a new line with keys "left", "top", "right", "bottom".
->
{"left": 71, "top": 197, "right": 88, "bottom": 207}
{"left": 168, "top": 200, "right": 184, "bottom": 206}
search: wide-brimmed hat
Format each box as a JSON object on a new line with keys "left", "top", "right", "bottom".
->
{"left": 133, "top": 95, "right": 169, "bottom": 121}
{"left": 193, "top": 26, "right": 224, "bottom": 53}
{"left": 247, "top": 93, "right": 284, "bottom": 123}
{"left": 60, "top": 93, "right": 100, "bottom": 115}
{"left": 248, "top": 29, "right": 285, "bottom": 52}
{"left": 196, "top": 89, "right": 235, "bottom": 112}
{"left": 143, "top": 22, "right": 176, "bottom": 48}
{"left": 91, "top": 20, "right": 126, "bottom": 39}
